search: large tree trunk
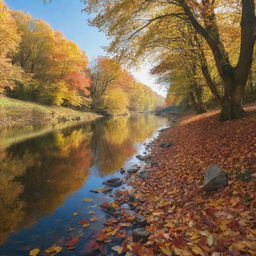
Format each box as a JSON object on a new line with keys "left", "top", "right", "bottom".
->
{"left": 179, "top": 0, "right": 255, "bottom": 120}
{"left": 220, "top": 82, "right": 245, "bottom": 121}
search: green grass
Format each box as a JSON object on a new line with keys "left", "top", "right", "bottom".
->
{"left": 0, "top": 95, "right": 100, "bottom": 127}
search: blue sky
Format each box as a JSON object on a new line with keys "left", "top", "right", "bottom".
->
{"left": 5, "top": 0, "right": 107, "bottom": 60}
{"left": 5, "top": 0, "right": 166, "bottom": 96}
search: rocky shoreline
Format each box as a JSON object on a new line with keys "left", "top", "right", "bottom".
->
{"left": 83, "top": 106, "right": 256, "bottom": 256}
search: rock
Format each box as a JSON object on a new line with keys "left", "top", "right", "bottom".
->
{"left": 102, "top": 187, "right": 113, "bottom": 193}
{"left": 103, "top": 178, "right": 123, "bottom": 187}
{"left": 120, "top": 168, "right": 125, "bottom": 174}
{"left": 203, "top": 164, "right": 228, "bottom": 192}
{"left": 159, "top": 128, "right": 168, "bottom": 133}
{"left": 136, "top": 155, "right": 145, "bottom": 161}
{"left": 160, "top": 141, "right": 172, "bottom": 148}
{"left": 90, "top": 189, "right": 99, "bottom": 194}
{"left": 139, "top": 171, "right": 150, "bottom": 179}
{"left": 133, "top": 228, "right": 151, "bottom": 242}
{"left": 236, "top": 170, "right": 253, "bottom": 182}
{"left": 132, "top": 215, "right": 147, "bottom": 227}
{"left": 127, "top": 168, "right": 139, "bottom": 174}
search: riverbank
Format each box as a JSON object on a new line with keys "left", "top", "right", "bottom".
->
{"left": 0, "top": 95, "right": 101, "bottom": 127}
{"left": 86, "top": 105, "right": 256, "bottom": 255}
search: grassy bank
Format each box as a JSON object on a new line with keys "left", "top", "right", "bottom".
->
{"left": 0, "top": 95, "right": 100, "bottom": 127}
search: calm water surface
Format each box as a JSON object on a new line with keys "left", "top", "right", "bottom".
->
{"left": 0, "top": 114, "right": 167, "bottom": 256}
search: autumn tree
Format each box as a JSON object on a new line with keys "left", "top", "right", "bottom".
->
{"left": 7, "top": 10, "right": 90, "bottom": 106}
{"left": 90, "top": 56, "right": 122, "bottom": 109}
{"left": 0, "top": 0, "right": 22, "bottom": 92}
{"left": 84, "top": 0, "right": 256, "bottom": 120}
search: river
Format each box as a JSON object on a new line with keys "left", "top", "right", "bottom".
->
{"left": 0, "top": 114, "right": 167, "bottom": 256}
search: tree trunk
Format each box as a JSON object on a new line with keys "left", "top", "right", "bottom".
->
{"left": 195, "top": 85, "right": 206, "bottom": 114}
{"left": 190, "top": 90, "right": 206, "bottom": 114}
{"left": 180, "top": 0, "right": 255, "bottom": 120}
{"left": 220, "top": 82, "right": 245, "bottom": 121}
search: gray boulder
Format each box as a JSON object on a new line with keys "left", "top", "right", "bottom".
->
{"left": 132, "top": 215, "right": 147, "bottom": 227}
{"left": 133, "top": 228, "right": 151, "bottom": 242}
{"left": 103, "top": 178, "right": 122, "bottom": 187}
{"left": 204, "top": 164, "right": 228, "bottom": 192}
{"left": 128, "top": 168, "right": 139, "bottom": 174}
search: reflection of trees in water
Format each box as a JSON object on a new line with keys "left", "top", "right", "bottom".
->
{"left": 0, "top": 114, "right": 166, "bottom": 245}
{"left": 93, "top": 114, "right": 166, "bottom": 176}
{"left": 0, "top": 124, "right": 93, "bottom": 244}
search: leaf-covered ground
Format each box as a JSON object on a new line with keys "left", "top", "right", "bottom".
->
{"left": 89, "top": 106, "right": 256, "bottom": 256}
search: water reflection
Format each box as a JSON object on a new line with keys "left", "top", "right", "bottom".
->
{"left": 0, "top": 114, "right": 166, "bottom": 250}
{"left": 0, "top": 125, "right": 93, "bottom": 245}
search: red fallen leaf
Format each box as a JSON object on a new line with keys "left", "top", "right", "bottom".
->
{"left": 78, "top": 219, "right": 90, "bottom": 227}
{"left": 66, "top": 236, "right": 80, "bottom": 249}
{"left": 172, "top": 235, "right": 187, "bottom": 248}
{"left": 198, "top": 236, "right": 208, "bottom": 247}
{"left": 100, "top": 202, "right": 110, "bottom": 208}
{"left": 206, "top": 207, "right": 217, "bottom": 216}
{"left": 86, "top": 239, "right": 100, "bottom": 249}
{"left": 132, "top": 243, "right": 154, "bottom": 256}
{"left": 96, "top": 232, "right": 108, "bottom": 242}
{"left": 227, "top": 219, "right": 239, "bottom": 230}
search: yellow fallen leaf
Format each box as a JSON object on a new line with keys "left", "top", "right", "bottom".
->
{"left": 159, "top": 246, "right": 172, "bottom": 256}
{"left": 83, "top": 198, "right": 92, "bottom": 202}
{"left": 173, "top": 246, "right": 192, "bottom": 256}
{"left": 88, "top": 211, "right": 95, "bottom": 214}
{"left": 248, "top": 228, "right": 256, "bottom": 236}
{"left": 72, "top": 212, "right": 78, "bottom": 216}
{"left": 200, "top": 230, "right": 211, "bottom": 237}
{"left": 45, "top": 245, "right": 62, "bottom": 255}
{"left": 90, "top": 216, "right": 98, "bottom": 222}
{"left": 186, "top": 228, "right": 200, "bottom": 240}
{"left": 230, "top": 197, "right": 240, "bottom": 207}
{"left": 208, "top": 234, "right": 214, "bottom": 247}
{"left": 190, "top": 244, "right": 205, "bottom": 256}
{"left": 112, "top": 245, "right": 123, "bottom": 254}
{"left": 29, "top": 248, "right": 40, "bottom": 256}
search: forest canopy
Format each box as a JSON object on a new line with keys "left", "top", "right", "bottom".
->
{"left": 0, "top": 0, "right": 163, "bottom": 115}
{"left": 84, "top": 0, "right": 256, "bottom": 120}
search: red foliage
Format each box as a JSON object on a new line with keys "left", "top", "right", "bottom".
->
{"left": 65, "top": 70, "right": 91, "bottom": 96}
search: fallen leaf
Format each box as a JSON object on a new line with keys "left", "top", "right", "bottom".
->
{"left": 45, "top": 245, "right": 62, "bottom": 255}
{"left": 83, "top": 198, "right": 92, "bottom": 202}
{"left": 112, "top": 245, "right": 123, "bottom": 254}
{"left": 90, "top": 216, "right": 98, "bottom": 222}
{"left": 190, "top": 244, "right": 205, "bottom": 256}
{"left": 78, "top": 219, "right": 90, "bottom": 228}
{"left": 207, "top": 234, "right": 214, "bottom": 247}
{"left": 29, "top": 248, "right": 40, "bottom": 256}
{"left": 66, "top": 236, "right": 80, "bottom": 249}
{"left": 159, "top": 246, "right": 172, "bottom": 256}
